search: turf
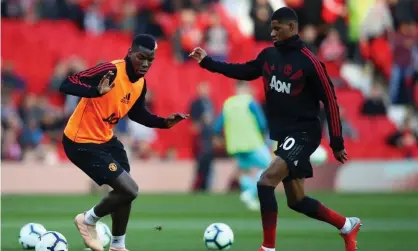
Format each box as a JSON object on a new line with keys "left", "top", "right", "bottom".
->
{"left": 2, "top": 192, "right": 418, "bottom": 251}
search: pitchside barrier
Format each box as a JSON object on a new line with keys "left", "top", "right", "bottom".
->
{"left": 1, "top": 160, "right": 417, "bottom": 194}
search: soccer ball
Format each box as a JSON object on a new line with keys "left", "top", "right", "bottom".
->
{"left": 96, "top": 222, "right": 112, "bottom": 247}
{"left": 35, "top": 231, "right": 68, "bottom": 251}
{"left": 19, "top": 223, "right": 47, "bottom": 249}
{"left": 203, "top": 223, "right": 234, "bottom": 250}
{"left": 310, "top": 145, "right": 328, "bottom": 166}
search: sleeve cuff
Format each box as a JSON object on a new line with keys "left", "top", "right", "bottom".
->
{"left": 87, "top": 86, "right": 101, "bottom": 97}
{"left": 156, "top": 117, "right": 168, "bottom": 129}
{"left": 199, "top": 56, "right": 212, "bottom": 68}
{"left": 330, "top": 136, "right": 344, "bottom": 151}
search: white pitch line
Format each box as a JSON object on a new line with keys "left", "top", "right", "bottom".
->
{"left": 2, "top": 219, "right": 418, "bottom": 232}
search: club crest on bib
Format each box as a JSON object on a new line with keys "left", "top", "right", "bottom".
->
{"left": 109, "top": 163, "right": 117, "bottom": 171}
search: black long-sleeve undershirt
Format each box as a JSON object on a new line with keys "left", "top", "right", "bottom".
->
{"left": 199, "top": 56, "right": 263, "bottom": 81}
{"left": 198, "top": 42, "right": 344, "bottom": 151}
{"left": 128, "top": 83, "right": 167, "bottom": 128}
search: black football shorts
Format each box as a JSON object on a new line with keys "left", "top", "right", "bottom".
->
{"left": 62, "top": 135, "right": 130, "bottom": 186}
{"left": 274, "top": 129, "right": 322, "bottom": 182}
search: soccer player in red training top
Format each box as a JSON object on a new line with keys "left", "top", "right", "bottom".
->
{"left": 190, "top": 7, "right": 361, "bottom": 251}
{"left": 60, "top": 34, "right": 188, "bottom": 251}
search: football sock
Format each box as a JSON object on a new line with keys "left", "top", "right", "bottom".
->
{"left": 257, "top": 184, "right": 277, "bottom": 249}
{"left": 85, "top": 207, "right": 101, "bottom": 225}
{"left": 261, "top": 246, "right": 275, "bottom": 251}
{"left": 340, "top": 218, "right": 353, "bottom": 234}
{"left": 111, "top": 234, "right": 126, "bottom": 248}
{"left": 288, "top": 196, "right": 346, "bottom": 229}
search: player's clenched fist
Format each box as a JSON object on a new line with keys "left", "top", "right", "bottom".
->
{"left": 164, "top": 113, "right": 189, "bottom": 128}
{"left": 189, "top": 47, "right": 207, "bottom": 63}
{"left": 97, "top": 71, "right": 115, "bottom": 95}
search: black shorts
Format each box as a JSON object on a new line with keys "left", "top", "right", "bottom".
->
{"left": 274, "top": 130, "right": 321, "bottom": 183}
{"left": 62, "top": 135, "right": 130, "bottom": 186}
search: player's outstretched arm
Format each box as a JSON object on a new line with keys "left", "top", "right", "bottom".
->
{"left": 189, "top": 47, "right": 262, "bottom": 81}
{"left": 59, "top": 63, "right": 117, "bottom": 98}
{"left": 128, "top": 82, "right": 188, "bottom": 128}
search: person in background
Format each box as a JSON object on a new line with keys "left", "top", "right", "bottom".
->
{"left": 387, "top": 112, "right": 418, "bottom": 158}
{"left": 324, "top": 107, "right": 359, "bottom": 141}
{"left": 2, "top": 61, "right": 26, "bottom": 90}
{"left": 250, "top": 0, "right": 274, "bottom": 42}
{"left": 204, "top": 12, "right": 228, "bottom": 62}
{"left": 135, "top": 7, "right": 165, "bottom": 39}
{"left": 361, "top": 83, "right": 388, "bottom": 116}
{"left": 49, "top": 56, "right": 87, "bottom": 117}
{"left": 1, "top": 90, "right": 23, "bottom": 161}
{"left": 190, "top": 82, "right": 215, "bottom": 192}
{"left": 360, "top": 0, "right": 394, "bottom": 82}
{"left": 172, "top": 8, "right": 203, "bottom": 62}
{"left": 300, "top": 24, "right": 318, "bottom": 54}
{"left": 389, "top": 20, "right": 417, "bottom": 105}
{"left": 318, "top": 28, "right": 346, "bottom": 88}
{"left": 213, "top": 81, "right": 270, "bottom": 211}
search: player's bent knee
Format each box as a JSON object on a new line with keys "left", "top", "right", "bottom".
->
{"left": 257, "top": 170, "right": 279, "bottom": 187}
{"left": 112, "top": 171, "right": 139, "bottom": 201}
{"left": 257, "top": 157, "right": 288, "bottom": 187}
{"left": 286, "top": 197, "right": 314, "bottom": 215}
{"left": 287, "top": 201, "right": 299, "bottom": 211}
{"left": 121, "top": 189, "right": 137, "bottom": 203}
{"left": 126, "top": 183, "right": 139, "bottom": 201}
{"left": 125, "top": 191, "right": 137, "bottom": 202}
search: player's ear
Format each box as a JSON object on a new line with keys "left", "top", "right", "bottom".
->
{"left": 290, "top": 22, "right": 298, "bottom": 33}
{"left": 289, "top": 22, "right": 294, "bottom": 33}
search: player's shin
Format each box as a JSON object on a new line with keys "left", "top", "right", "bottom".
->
{"left": 110, "top": 202, "right": 132, "bottom": 249}
{"left": 257, "top": 183, "right": 277, "bottom": 249}
{"left": 94, "top": 172, "right": 139, "bottom": 220}
{"left": 288, "top": 196, "right": 349, "bottom": 230}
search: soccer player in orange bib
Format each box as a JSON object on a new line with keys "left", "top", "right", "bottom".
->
{"left": 60, "top": 34, "right": 188, "bottom": 251}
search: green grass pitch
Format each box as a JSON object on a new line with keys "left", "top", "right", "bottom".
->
{"left": 2, "top": 192, "right": 418, "bottom": 251}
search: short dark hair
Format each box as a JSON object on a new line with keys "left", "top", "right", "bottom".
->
{"left": 132, "top": 34, "right": 157, "bottom": 51}
{"left": 271, "top": 7, "right": 298, "bottom": 23}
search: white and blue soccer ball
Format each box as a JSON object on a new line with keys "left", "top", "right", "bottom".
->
{"left": 19, "top": 223, "right": 48, "bottom": 249}
{"left": 96, "top": 222, "right": 112, "bottom": 247}
{"left": 203, "top": 223, "right": 234, "bottom": 250}
{"left": 35, "top": 231, "right": 68, "bottom": 251}
{"left": 310, "top": 145, "right": 328, "bottom": 166}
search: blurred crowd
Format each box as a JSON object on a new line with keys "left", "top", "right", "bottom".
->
{"left": 2, "top": 0, "right": 418, "bottom": 166}
{"left": 1, "top": 55, "right": 163, "bottom": 162}
{"left": 1, "top": 0, "right": 217, "bottom": 34}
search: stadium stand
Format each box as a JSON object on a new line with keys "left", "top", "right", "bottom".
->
{"left": 2, "top": 0, "right": 418, "bottom": 162}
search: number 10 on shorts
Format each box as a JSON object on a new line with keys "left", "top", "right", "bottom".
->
{"left": 279, "top": 136, "right": 295, "bottom": 151}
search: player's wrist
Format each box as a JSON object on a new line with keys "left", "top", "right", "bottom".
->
{"left": 330, "top": 136, "right": 344, "bottom": 152}
{"left": 198, "top": 55, "right": 207, "bottom": 63}
{"left": 162, "top": 117, "right": 171, "bottom": 128}
{"left": 95, "top": 86, "right": 104, "bottom": 96}
{"left": 199, "top": 56, "right": 209, "bottom": 65}
{"left": 86, "top": 86, "right": 102, "bottom": 97}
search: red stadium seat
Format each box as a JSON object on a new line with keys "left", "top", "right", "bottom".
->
{"left": 2, "top": 19, "right": 405, "bottom": 159}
